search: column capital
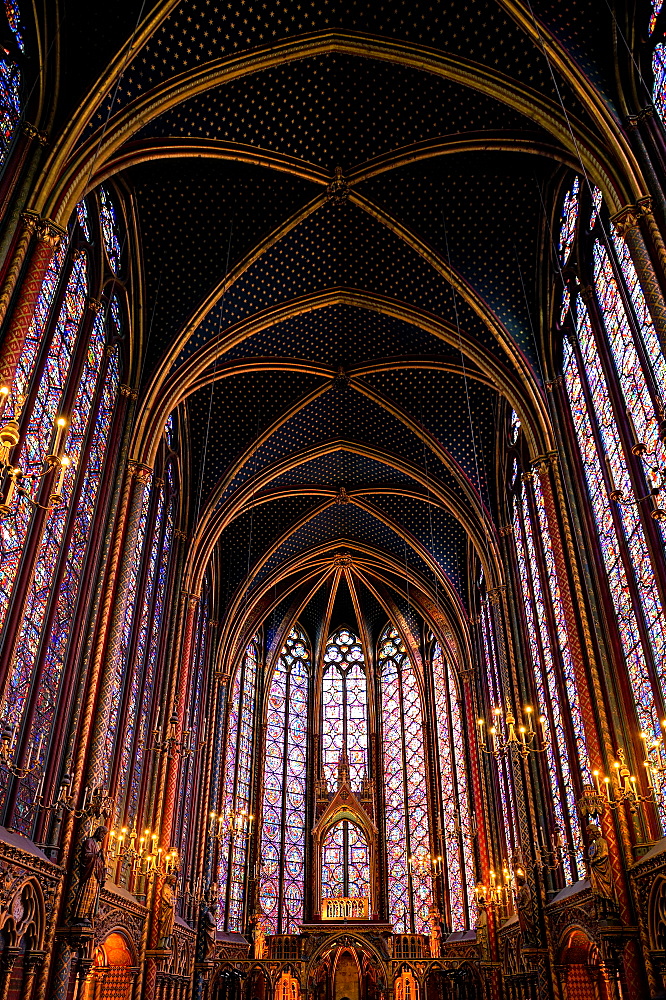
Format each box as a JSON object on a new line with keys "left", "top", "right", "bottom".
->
{"left": 119, "top": 383, "right": 138, "bottom": 400}
{"left": 530, "top": 451, "right": 558, "bottom": 474}
{"left": 486, "top": 586, "right": 505, "bottom": 606}
{"left": 610, "top": 204, "right": 642, "bottom": 237}
{"left": 36, "top": 216, "right": 67, "bottom": 246}
{"left": 127, "top": 460, "right": 152, "bottom": 485}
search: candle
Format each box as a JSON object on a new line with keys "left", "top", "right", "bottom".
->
{"left": 53, "top": 456, "right": 71, "bottom": 498}
{"left": 630, "top": 775, "right": 638, "bottom": 799}
{"left": 52, "top": 417, "right": 68, "bottom": 458}
{"left": 604, "top": 776, "right": 613, "bottom": 802}
{"left": 524, "top": 706, "right": 534, "bottom": 732}
{"left": 645, "top": 760, "right": 655, "bottom": 788}
{"left": 592, "top": 770, "right": 601, "bottom": 795}
{"left": 36, "top": 769, "right": 45, "bottom": 802}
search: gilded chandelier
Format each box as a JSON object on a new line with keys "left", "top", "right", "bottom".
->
{"left": 0, "top": 389, "right": 72, "bottom": 520}
{"left": 477, "top": 704, "right": 548, "bottom": 759}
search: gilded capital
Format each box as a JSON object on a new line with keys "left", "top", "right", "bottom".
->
{"left": 36, "top": 217, "right": 66, "bottom": 247}
{"left": 127, "top": 461, "right": 152, "bottom": 486}
{"left": 610, "top": 204, "right": 641, "bottom": 238}
{"left": 119, "top": 384, "right": 139, "bottom": 400}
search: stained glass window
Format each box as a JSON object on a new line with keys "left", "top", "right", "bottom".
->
{"left": 99, "top": 187, "right": 122, "bottom": 273}
{"left": 512, "top": 477, "right": 583, "bottom": 881}
{"left": 651, "top": 0, "right": 666, "bottom": 123}
{"left": 558, "top": 176, "right": 579, "bottom": 265}
{"left": 479, "top": 604, "right": 518, "bottom": 860}
{"left": 431, "top": 642, "right": 475, "bottom": 929}
{"left": 322, "top": 628, "right": 367, "bottom": 791}
{"left": 0, "top": 1, "right": 23, "bottom": 167}
{"left": 559, "top": 179, "right": 666, "bottom": 824}
{"left": 260, "top": 627, "right": 309, "bottom": 934}
{"left": 321, "top": 820, "right": 370, "bottom": 900}
{"left": 219, "top": 639, "right": 259, "bottom": 931}
{"left": 379, "top": 626, "right": 431, "bottom": 934}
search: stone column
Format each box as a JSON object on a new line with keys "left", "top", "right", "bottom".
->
{"left": 611, "top": 201, "right": 666, "bottom": 355}
{"left": 0, "top": 948, "right": 21, "bottom": 1000}
{"left": 0, "top": 216, "right": 65, "bottom": 389}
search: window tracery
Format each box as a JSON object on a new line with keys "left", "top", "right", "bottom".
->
{"left": 321, "top": 820, "right": 370, "bottom": 900}
{"left": 219, "top": 638, "right": 259, "bottom": 931}
{"left": 431, "top": 642, "right": 475, "bottom": 929}
{"left": 558, "top": 178, "right": 666, "bottom": 825}
{"left": 0, "top": 194, "right": 123, "bottom": 831}
{"left": 322, "top": 628, "right": 368, "bottom": 791}
{"left": 260, "top": 627, "right": 309, "bottom": 934}
{"left": 0, "top": 0, "right": 23, "bottom": 167}
{"left": 379, "top": 626, "right": 431, "bottom": 934}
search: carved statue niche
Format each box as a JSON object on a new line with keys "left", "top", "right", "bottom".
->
{"left": 201, "top": 902, "right": 219, "bottom": 962}
{"left": 427, "top": 905, "right": 443, "bottom": 958}
{"left": 70, "top": 826, "right": 108, "bottom": 927}
{"left": 513, "top": 866, "right": 537, "bottom": 947}
{"left": 586, "top": 821, "right": 617, "bottom": 911}
{"left": 157, "top": 875, "right": 177, "bottom": 950}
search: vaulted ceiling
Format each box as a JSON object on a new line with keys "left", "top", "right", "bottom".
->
{"left": 47, "top": 0, "right": 632, "bottom": 660}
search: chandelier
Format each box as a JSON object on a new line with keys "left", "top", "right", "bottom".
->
{"left": 0, "top": 391, "right": 72, "bottom": 519}
{"left": 477, "top": 704, "right": 547, "bottom": 759}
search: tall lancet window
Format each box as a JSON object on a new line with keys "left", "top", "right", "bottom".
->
{"left": 650, "top": 1, "right": 666, "bottom": 123}
{"left": 558, "top": 177, "right": 666, "bottom": 825}
{"left": 431, "top": 642, "right": 475, "bottom": 930}
{"left": 379, "top": 626, "right": 432, "bottom": 934}
{"left": 512, "top": 467, "right": 586, "bottom": 882}
{"left": 219, "top": 639, "right": 259, "bottom": 931}
{"left": 322, "top": 627, "right": 368, "bottom": 791}
{"left": 260, "top": 627, "right": 309, "bottom": 934}
{"left": 0, "top": 190, "right": 122, "bottom": 833}
{"left": 0, "top": 1, "right": 24, "bottom": 167}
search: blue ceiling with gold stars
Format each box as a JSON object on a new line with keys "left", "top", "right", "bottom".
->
{"left": 58, "top": 0, "right": 619, "bottom": 638}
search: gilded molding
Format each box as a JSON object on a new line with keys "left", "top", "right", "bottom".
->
{"left": 127, "top": 460, "right": 152, "bottom": 485}
{"left": 610, "top": 204, "right": 642, "bottom": 237}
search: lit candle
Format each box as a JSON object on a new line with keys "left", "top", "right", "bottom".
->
{"left": 519, "top": 725, "right": 527, "bottom": 746}
{"left": 524, "top": 706, "right": 534, "bottom": 732}
{"left": 604, "top": 776, "right": 613, "bottom": 802}
{"left": 51, "top": 417, "right": 68, "bottom": 458}
{"left": 3, "top": 468, "right": 18, "bottom": 509}
{"left": 53, "top": 456, "right": 71, "bottom": 498}
{"left": 592, "top": 770, "right": 601, "bottom": 795}
{"left": 539, "top": 715, "right": 548, "bottom": 742}
{"left": 630, "top": 775, "right": 638, "bottom": 799}
{"left": 645, "top": 760, "right": 655, "bottom": 788}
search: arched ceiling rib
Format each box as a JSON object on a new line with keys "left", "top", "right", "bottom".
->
{"left": 40, "top": 0, "right": 637, "bottom": 649}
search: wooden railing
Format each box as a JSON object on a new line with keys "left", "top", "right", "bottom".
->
{"left": 321, "top": 896, "right": 368, "bottom": 920}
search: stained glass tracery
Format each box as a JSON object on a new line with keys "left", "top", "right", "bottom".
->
{"left": 380, "top": 626, "right": 431, "bottom": 934}
{"left": 260, "top": 627, "right": 309, "bottom": 934}
{"left": 559, "top": 179, "right": 666, "bottom": 826}
{"left": 0, "top": 1, "right": 23, "bottom": 166}
{"left": 322, "top": 628, "right": 368, "bottom": 791}
{"left": 431, "top": 642, "right": 475, "bottom": 929}
{"left": 219, "top": 639, "right": 259, "bottom": 931}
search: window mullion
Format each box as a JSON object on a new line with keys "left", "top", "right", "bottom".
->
{"left": 568, "top": 328, "right": 666, "bottom": 716}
